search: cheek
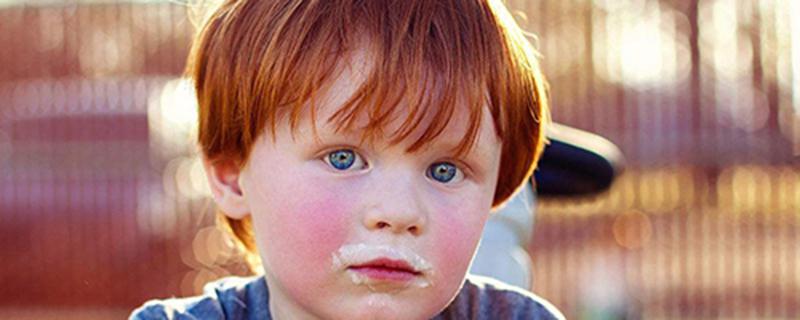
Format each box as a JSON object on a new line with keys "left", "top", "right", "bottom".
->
{"left": 252, "top": 180, "right": 354, "bottom": 291}
{"left": 291, "top": 197, "right": 350, "bottom": 244}
{"left": 433, "top": 214, "right": 483, "bottom": 264}
{"left": 429, "top": 199, "right": 490, "bottom": 282}
{"left": 264, "top": 191, "right": 351, "bottom": 262}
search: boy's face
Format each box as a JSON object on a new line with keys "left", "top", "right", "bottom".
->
{"left": 211, "top": 58, "right": 502, "bottom": 319}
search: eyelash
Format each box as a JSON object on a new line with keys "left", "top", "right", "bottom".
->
{"left": 319, "top": 148, "right": 469, "bottom": 184}
{"left": 322, "top": 148, "right": 368, "bottom": 171}
{"left": 426, "top": 161, "right": 464, "bottom": 184}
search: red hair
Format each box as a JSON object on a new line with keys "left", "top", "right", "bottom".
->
{"left": 188, "top": 0, "right": 549, "bottom": 270}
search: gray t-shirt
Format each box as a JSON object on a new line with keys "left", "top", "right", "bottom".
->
{"left": 130, "top": 274, "right": 564, "bottom": 320}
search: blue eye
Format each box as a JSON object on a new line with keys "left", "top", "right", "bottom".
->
{"left": 325, "top": 149, "right": 367, "bottom": 171}
{"left": 328, "top": 150, "right": 356, "bottom": 170}
{"left": 428, "top": 162, "right": 459, "bottom": 183}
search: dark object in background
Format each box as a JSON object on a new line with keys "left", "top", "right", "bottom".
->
{"left": 535, "top": 123, "right": 624, "bottom": 196}
{"left": 471, "top": 122, "right": 624, "bottom": 289}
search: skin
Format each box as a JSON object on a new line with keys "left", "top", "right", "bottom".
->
{"left": 205, "top": 54, "right": 503, "bottom": 320}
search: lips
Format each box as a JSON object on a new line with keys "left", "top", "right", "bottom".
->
{"left": 348, "top": 258, "right": 421, "bottom": 282}
{"left": 333, "top": 244, "right": 434, "bottom": 288}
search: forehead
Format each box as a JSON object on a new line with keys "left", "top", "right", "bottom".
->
{"left": 295, "top": 47, "right": 497, "bottom": 156}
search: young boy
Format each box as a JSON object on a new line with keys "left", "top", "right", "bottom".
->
{"left": 132, "top": 0, "right": 563, "bottom": 319}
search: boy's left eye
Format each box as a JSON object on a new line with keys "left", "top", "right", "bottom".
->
{"left": 324, "top": 149, "right": 367, "bottom": 171}
{"left": 427, "top": 162, "right": 463, "bottom": 184}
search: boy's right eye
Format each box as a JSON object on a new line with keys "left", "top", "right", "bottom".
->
{"left": 324, "top": 149, "right": 367, "bottom": 171}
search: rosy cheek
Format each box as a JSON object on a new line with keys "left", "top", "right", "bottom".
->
{"left": 258, "top": 182, "right": 352, "bottom": 275}
{"left": 292, "top": 196, "right": 351, "bottom": 248}
{"left": 266, "top": 193, "right": 349, "bottom": 261}
{"left": 434, "top": 220, "right": 474, "bottom": 264}
{"left": 430, "top": 202, "right": 487, "bottom": 274}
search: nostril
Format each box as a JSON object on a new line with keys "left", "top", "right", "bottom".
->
{"left": 376, "top": 221, "right": 390, "bottom": 229}
{"left": 407, "top": 226, "right": 418, "bottom": 234}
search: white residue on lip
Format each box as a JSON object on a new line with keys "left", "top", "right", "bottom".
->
{"left": 332, "top": 243, "right": 434, "bottom": 290}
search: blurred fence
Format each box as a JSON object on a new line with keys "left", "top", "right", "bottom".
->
{"left": 512, "top": 0, "right": 800, "bottom": 318}
{"left": 0, "top": 0, "right": 798, "bottom": 319}
{"left": 0, "top": 2, "right": 226, "bottom": 316}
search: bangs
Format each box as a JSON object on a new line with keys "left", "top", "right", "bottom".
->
{"left": 316, "top": 50, "right": 487, "bottom": 157}
{"left": 267, "top": 0, "right": 504, "bottom": 157}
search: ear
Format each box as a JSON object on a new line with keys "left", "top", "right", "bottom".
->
{"left": 202, "top": 156, "right": 250, "bottom": 219}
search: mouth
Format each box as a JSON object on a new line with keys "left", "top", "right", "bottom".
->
{"left": 333, "top": 243, "right": 433, "bottom": 289}
{"left": 347, "top": 258, "right": 422, "bottom": 282}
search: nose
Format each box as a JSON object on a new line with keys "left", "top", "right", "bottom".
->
{"left": 362, "top": 172, "right": 427, "bottom": 236}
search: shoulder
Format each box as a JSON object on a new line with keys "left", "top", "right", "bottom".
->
{"left": 435, "top": 275, "right": 565, "bottom": 320}
{"left": 129, "top": 275, "right": 270, "bottom": 320}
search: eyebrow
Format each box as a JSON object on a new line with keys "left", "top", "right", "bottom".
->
{"left": 305, "top": 121, "right": 363, "bottom": 145}
{"left": 427, "top": 138, "right": 497, "bottom": 162}
{"left": 308, "top": 115, "right": 499, "bottom": 161}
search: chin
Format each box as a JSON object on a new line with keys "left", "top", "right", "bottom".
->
{"left": 347, "top": 306, "right": 430, "bottom": 320}
{"left": 334, "top": 295, "right": 442, "bottom": 320}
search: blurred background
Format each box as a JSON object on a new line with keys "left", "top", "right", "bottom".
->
{"left": 0, "top": 0, "right": 798, "bottom": 319}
